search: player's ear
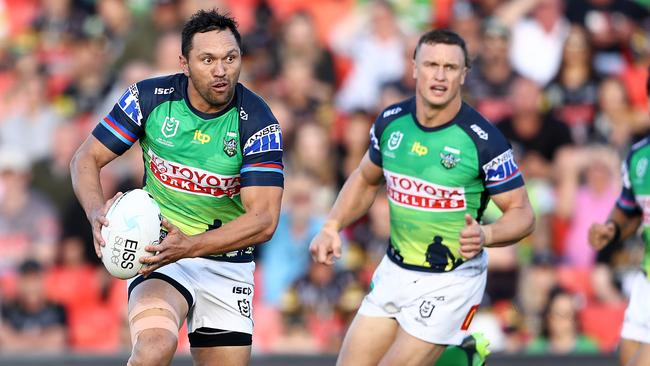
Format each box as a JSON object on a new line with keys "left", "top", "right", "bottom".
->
{"left": 412, "top": 58, "right": 417, "bottom": 80}
{"left": 179, "top": 55, "right": 190, "bottom": 76}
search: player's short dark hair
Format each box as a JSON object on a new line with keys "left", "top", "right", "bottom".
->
{"left": 181, "top": 9, "right": 242, "bottom": 58}
{"left": 413, "top": 29, "right": 471, "bottom": 69}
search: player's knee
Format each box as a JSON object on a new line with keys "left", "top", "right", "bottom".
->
{"left": 128, "top": 329, "right": 178, "bottom": 366}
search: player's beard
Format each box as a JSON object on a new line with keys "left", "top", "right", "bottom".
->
{"left": 188, "top": 69, "right": 237, "bottom": 111}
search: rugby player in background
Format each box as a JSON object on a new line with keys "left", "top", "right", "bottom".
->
{"left": 310, "top": 29, "right": 534, "bottom": 366}
{"left": 589, "top": 76, "right": 650, "bottom": 366}
{"left": 71, "top": 10, "right": 283, "bottom": 366}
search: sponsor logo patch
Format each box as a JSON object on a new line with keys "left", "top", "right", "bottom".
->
{"left": 387, "top": 131, "right": 403, "bottom": 151}
{"left": 118, "top": 84, "right": 143, "bottom": 126}
{"left": 470, "top": 124, "right": 488, "bottom": 140}
{"left": 419, "top": 300, "right": 435, "bottom": 318}
{"left": 154, "top": 87, "right": 174, "bottom": 95}
{"left": 243, "top": 124, "right": 282, "bottom": 156}
{"left": 411, "top": 142, "right": 428, "bottom": 156}
{"left": 161, "top": 116, "right": 180, "bottom": 138}
{"left": 383, "top": 107, "right": 402, "bottom": 118}
{"left": 192, "top": 129, "right": 211, "bottom": 144}
{"left": 483, "top": 149, "right": 519, "bottom": 183}
{"left": 147, "top": 149, "right": 240, "bottom": 198}
{"left": 384, "top": 170, "right": 465, "bottom": 211}
{"left": 223, "top": 131, "right": 238, "bottom": 157}
{"left": 238, "top": 299, "right": 251, "bottom": 318}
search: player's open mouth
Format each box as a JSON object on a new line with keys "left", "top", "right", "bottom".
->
{"left": 211, "top": 82, "right": 228, "bottom": 91}
{"left": 430, "top": 85, "right": 447, "bottom": 95}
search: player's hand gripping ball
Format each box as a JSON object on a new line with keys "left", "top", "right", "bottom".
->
{"left": 100, "top": 189, "right": 162, "bottom": 279}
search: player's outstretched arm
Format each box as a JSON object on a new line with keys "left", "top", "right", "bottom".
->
{"left": 70, "top": 135, "right": 121, "bottom": 258}
{"left": 309, "top": 152, "right": 384, "bottom": 265}
{"left": 589, "top": 207, "right": 642, "bottom": 251}
{"left": 460, "top": 186, "right": 535, "bottom": 259}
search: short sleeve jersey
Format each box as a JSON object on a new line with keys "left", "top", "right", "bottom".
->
{"left": 369, "top": 98, "right": 524, "bottom": 272}
{"left": 616, "top": 137, "right": 650, "bottom": 278}
{"left": 93, "top": 73, "right": 283, "bottom": 262}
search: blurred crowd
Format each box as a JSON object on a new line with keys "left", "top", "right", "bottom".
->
{"left": 0, "top": 0, "right": 649, "bottom": 357}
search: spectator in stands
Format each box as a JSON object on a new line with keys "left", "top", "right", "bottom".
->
{"left": 506, "top": 0, "right": 570, "bottom": 86}
{"left": 30, "top": 122, "right": 81, "bottom": 216}
{"left": 497, "top": 77, "right": 573, "bottom": 178}
{"left": 545, "top": 25, "right": 599, "bottom": 145}
{"left": 526, "top": 287, "right": 599, "bottom": 354}
{"left": 275, "top": 11, "right": 336, "bottom": 88}
{"left": 259, "top": 172, "right": 325, "bottom": 307}
{"left": 284, "top": 261, "right": 361, "bottom": 352}
{"left": 0, "top": 148, "right": 59, "bottom": 271}
{"left": 565, "top": 0, "right": 649, "bottom": 76}
{"left": 0, "top": 259, "right": 67, "bottom": 353}
{"left": 0, "top": 73, "right": 63, "bottom": 164}
{"left": 335, "top": 110, "right": 371, "bottom": 187}
{"left": 555, "top": 146, "right": 620, "bottom": 268}
{"left": 332, "top": 0, "right": 405, "bottom": 112}
{"left": 465, "top": 18, "right": 517, "bottom": 122}
{"left": 591, "top": 77, "right": 650, "bottom": 153}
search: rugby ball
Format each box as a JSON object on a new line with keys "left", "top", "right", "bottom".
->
{"left": 100, "top": 189, "right": 162, "bottom": 279}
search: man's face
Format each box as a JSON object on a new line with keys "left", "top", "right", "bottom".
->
{"left": 413, "top": 43, "right": 467, "bottom": 109}
{"left": 180, "top": 29, "right": 241, "bottom": 111}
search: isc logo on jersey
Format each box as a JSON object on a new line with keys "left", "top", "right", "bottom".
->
{"left": 118, "top": 84, "right": 143, "bottom": 126}
{"left": 384, "top": 170, "right": 465, "bottom": 211}
{"left": 243, "top": 124, "right": 282, "bottom": 156}
{"left": 482, "top": 149, "right": 519, "bottom": 183}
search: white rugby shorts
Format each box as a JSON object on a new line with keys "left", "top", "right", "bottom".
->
{"left": 128, "top": 257, "right": 255, "bottom": 339}
{"left": 358, "top": 251, "right": 488, "bottom": 345}
{"left": 621, "top": 270, "right": 650, "bottom": 343}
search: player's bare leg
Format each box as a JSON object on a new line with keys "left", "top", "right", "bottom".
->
{"left": 623, "top": 339, "right": 650, "bottom": 366}
{"left": 191, "top": 345, "right": 251, "bottom": 366}
{"left": 621, "top": 339, "right": 641, "bottom": 366}
{"left": 336, "top": 314, "right": 399, "bottom": 366}
{"left": 378, "top": 327, "right": 446, "bottom": 366}
{"left": 127, "top": 279, "right": 189, "bottom": 366}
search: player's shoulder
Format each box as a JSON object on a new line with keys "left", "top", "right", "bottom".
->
{"left": 133, "top": 73, "right": 185, "bottom": 102}
{"left": 376, "top": 98, "right": 413, "bottom": 125}
{"left": 630, "top": 136, "right": 650, "bottom": 155}
{"left": 372, "top": 97, "right": 414, "bottom": 140}
{"left": 236, "top": 83, "right": 276, "bottom": 126}
{"left": 455, "top": 102, "right": 508, "bottom": 145}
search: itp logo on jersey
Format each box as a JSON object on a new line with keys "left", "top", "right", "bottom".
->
{"left": 118, "top": 84, "right": 143, "bottom": 126}
{"left": 243, "top": 124, "right": 282, "bottom": 156}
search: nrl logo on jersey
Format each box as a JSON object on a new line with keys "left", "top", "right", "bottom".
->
{"left": 161, "top": 116, "right": 180, "bottom": 138}
{"left": 223, "top": 132, "right": 238, "bottom": 157}
{"left": 387, "top": 131, "right": 404, "bottom": 151}
{"left": 440, "top": 146, "right": 461, "bottom": 169}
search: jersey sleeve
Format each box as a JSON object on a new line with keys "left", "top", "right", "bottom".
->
{"left": 239, "top": 92, "right": 284, "bottom": 188}
{"left": 92, "top": 83, "right": 146, "bottom": 155}
{"left": 616, "top": 154, "right": 641, "bottom": 215}
{"left": 464, "top": 118, "right": 525, "bottom": 195}
{"left": 368, "top": 104, "right": 408, "bottom": 167}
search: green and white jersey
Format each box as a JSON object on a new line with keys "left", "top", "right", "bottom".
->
{"left": 369, "top": 98, "right": 524, "bottom": 272}
{"left": 93, "top": 73, "right": 283, "bottom": 262}
{"left": 617, "top": 137, "right": 650, "bottom": 278}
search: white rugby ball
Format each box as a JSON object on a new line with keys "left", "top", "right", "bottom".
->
{"left": 100, "top": 189, "right": 162, "bottom": 279}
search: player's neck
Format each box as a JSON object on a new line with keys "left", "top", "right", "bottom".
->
{"left": 415, "top": 94, "right": 462, "bottom": 128}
